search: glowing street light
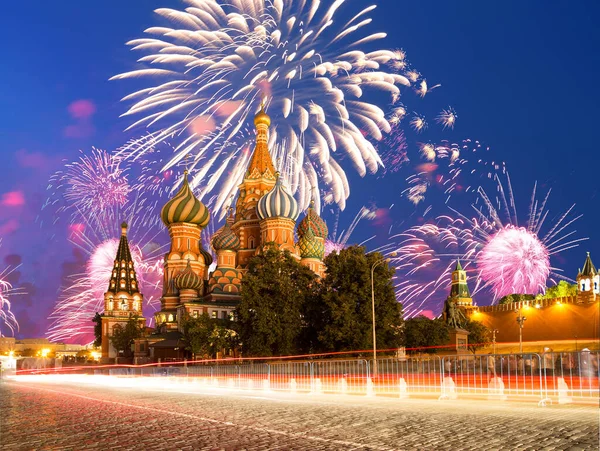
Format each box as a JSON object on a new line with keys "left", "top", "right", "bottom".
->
{"left": 370, "top": 252, "right": 397, "bottom": 377}
{"left": 514, "top": 309, "right": 527, "bottom": 353}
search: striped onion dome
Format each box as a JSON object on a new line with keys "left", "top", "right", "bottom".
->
{"left": 297, "top": 200, "right": 328, "bottom": 239}
{"left": 212, "top": 222, "right": 240, "bottom": 251}
{"left": 257, "top": 172, "right": 299, "bottom": 221}
{"left": 174, "top": 260, "right": 203, "bottom": 291}
{"left": 199, "top": 244, "right": 214, "bottom": 266}
{"left": 161, "top": 171, "right": 210, "bottom": 228}
{"left": 298, "top": 227, "right": 325, "bottom": 260}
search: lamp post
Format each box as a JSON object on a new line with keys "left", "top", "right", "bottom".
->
{"left": 492, "top": 329, "right": 499, "bottom": 355}
{"left": 370, "top": 252, "right": 396, "bottom": 377}
{"left": 515, "top": 309, "right": 527, "bottom": 353}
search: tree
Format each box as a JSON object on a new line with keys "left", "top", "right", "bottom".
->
{"left": 109, "top": 315, "right": 144, "bottom": 358}
{"left": 462, "top": 318, "right": 491, "bottom": 354}
{"left": 404, "top": 316, "right": 449, "bottom": 354}
{"left": 542, "top": 280, "right": 577, "bottom": 299}
{"left": 92, "top": 312, "right": 102, "bottom": 348}
{"left": 316, "top": 246, "right": 403, "bottom": 354}
{"left": 498, "top": 293, "right": 535, "bottom": 305}
{"left": 236, "top": 245, "right": 318, "bottom": 357}
{"left": 181, "top": 313, "right": 239, "bottom": 359}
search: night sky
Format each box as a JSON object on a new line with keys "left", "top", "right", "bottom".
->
{"left": 1, "top": 0, "right": 598, "bottom": 339}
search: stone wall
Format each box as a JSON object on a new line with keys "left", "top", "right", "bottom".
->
{"left": 468, "top": 296, "right": 599, "bottom": 344}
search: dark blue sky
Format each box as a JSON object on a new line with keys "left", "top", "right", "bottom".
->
{"left": 1, "top": 1, "right": 597, "bottom": 337}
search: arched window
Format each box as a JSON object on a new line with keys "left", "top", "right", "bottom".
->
{"left": 168, "top": 314, "right": 174, "bottom": 322}
{"left": 133, "top": 301, "right": 139, "bottom": 311}
{"left": 121, "top": 271, "right": 125, "bottom": 278}
{"left": 249, "top": 237, "right": 255, "bottom": 249}
{"left": 120, "top": 299, "right": 128, "bottom": 311}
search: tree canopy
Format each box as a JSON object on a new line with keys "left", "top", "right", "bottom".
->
{"left": 180, "top": 313, "right": 238, "bottom": 359}
{"left": 316, "top": 246, "right": 403, "bottom": 354}
{"left": 497, "top": 293, "right": 535, "bottom": 305}
{"left": 540, "top": 280, "right": 577, "bottom": 299}
{"left": 404, "top": 316, "right": 449, "bottom": 354}
{"left": 236, "top": 244, "right": 318, "bottom": 357}
{"left": 462, "top": 318, "right": 491, "bottom": 354}
{"left": 109, "top": 315, "right": 144, "bottom": 358}
{"left": 92, "top": 312, "right": 102, "bottom": 348}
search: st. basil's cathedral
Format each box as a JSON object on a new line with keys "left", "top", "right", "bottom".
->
{"left": 101, "top": 106, "right": 328, "bottom": 361}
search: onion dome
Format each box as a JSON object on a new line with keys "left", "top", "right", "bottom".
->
{"left": 212, "top": 222, "right": 240, "bottom": 251}
{"left": 257, "top": 172, "right": 299, "bottom": 221}
{"left": 199, "top": 244, "right": 214, "bottom": 266}
{"left": 298, "top": 227, "right": 325, "bottom": 260}
{"left": 254, "top": 103, "right": 271, "bottom": 127}
{"left": 161, "top": 171, "right": 210, "bottom": 228}
{"left": 297, "top": 200, "right": 328, "bottom": 239}
{"left": 174, "top": 260, "right": 202, "bottom": 291}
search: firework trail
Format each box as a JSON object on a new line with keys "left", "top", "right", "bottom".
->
{"left": 325, "top": 204, "right": 378, "bottom": 256}
{"left": 46, "top": 217, "right": 166, "bottom": 344}
{"left": 377, "top": 125, "right": 409, "bottom": 176}
{"left": 111, "top": 0, "right": 433, "bottom": 216}
{"left": 0, "top": 240, "right": 21, "bottom": 337}
{"left": 384, "top": 162, "right": 586, "bottom": 317}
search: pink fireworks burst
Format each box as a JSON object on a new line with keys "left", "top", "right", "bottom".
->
{"left": 47, "top": 148, "right": 131, "bottom": 222}
{"left": 388, "top": 162, "right": 586, "bottom": 317}
{"left": 478, "top": 226, "right": 549, "bottom": 298}
{"left": 325, "top": 205, "right": 378, "bottom": 256}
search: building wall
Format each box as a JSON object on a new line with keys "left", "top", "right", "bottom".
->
{"left": 468, "top": 296, "right": 600, "bottom": 344}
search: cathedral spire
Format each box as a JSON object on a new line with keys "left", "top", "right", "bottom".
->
{"left": 246, "top": 101, "right": 276, "bottom": 179}
{"left": 106, "top": 222, "right": 140, "bottom": 295}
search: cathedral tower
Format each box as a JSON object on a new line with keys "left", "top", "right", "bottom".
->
{"left": 157, "top": 170, "right": 210, "bottom": 329}
{"left": 257, "top": 171, "right": 299, "bottom": 255}
{"left": 231, "top": 104, "right": 277, "bottom": 267}
{"left": 208, "top": 212, "right": 242, "bottom": 299}
{"left": 297, "top": 200, "right": 327, "bottom": 277}
{"left": 101, "top": 222, "right": 145, "bottom": 362}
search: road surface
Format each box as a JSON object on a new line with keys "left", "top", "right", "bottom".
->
{"left": 0, "top": 378, "right": 598, "bottom": 450}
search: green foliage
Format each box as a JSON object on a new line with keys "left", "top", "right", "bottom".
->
{"left": 404, "top": 316, "right": 449, "bottom": 354}
{"left": 236, "top": 244, "right": 318, "bottom": 357}
{"left": 181, "top": 313, "right": 238, "bottom": 358}
{"left": 542, "top": 280, "right": 577, "bottom": 299}
{"left": 462, "top": 318, "right": 491, "bottom": 354}
{"left": 316, "top": 246, "right": 403, "bottom": 353}
{"left": 92, "top": 312, "right": 102, "bottom": 348}
{"left": 497, "top": 293, "right": 535, "bottom": 305}
{"left": 109, "top": 315, "right": 144, "bottom": 358}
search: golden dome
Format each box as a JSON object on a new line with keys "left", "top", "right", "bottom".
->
{"left": 254, "top": 104, "right": 271, "bottom": 127}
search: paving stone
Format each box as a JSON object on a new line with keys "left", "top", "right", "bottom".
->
{"left": 0, "top": 379, "right": 598, "bottom": 450}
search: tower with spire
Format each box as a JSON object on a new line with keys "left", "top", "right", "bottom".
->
{"left": 576, "top": 252, "right": 598, "bottom": 303}
{"left": 448, "top": 259, "right": 473, "bottom": 306}
{"left": 101, "top": 222, "right": 146, "bottom": 362}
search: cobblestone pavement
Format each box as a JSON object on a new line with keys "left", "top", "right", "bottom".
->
{"left": 0, "top": 379, "right": 598, "bottom": 450}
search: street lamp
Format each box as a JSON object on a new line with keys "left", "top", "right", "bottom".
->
{"left": 371, "top": 252, "right": 397, "bottom": 377}
{"left": 492, "top": 329, "right": 499, "bottom": 355}
{"left": 515, "top": 308, "right": 527, "bottom": 353}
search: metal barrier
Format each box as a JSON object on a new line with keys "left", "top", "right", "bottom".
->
{"left": 15, "top": 352, "right": 600, "bottom": 406}
{"left": 372, "top": 356, "right": 443, "bottom": 397}
{"left": 542, "top": 351, "right": 600, "bottom": 404}
{"left": 440, "top": 353, "right": 546, "bottom": 403}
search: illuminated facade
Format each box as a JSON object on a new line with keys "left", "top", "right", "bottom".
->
{"left": 467, "top": 252, "right": 600, "bottom": 350}
{"left": 150, "top": 106, "right": 327, "bottom": 342}
{"left": 101, "top": 222, "right": 146, "bottom": 361}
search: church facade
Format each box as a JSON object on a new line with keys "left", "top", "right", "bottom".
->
{"left": 103, "top": 107, "right": 328, "bottom": 362}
